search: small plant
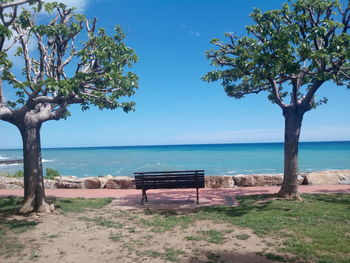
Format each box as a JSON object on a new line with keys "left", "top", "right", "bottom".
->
{"left": 2, "top": 170, "right": 24, "bottom": 178}
{"left": 30, "top": 251, "right": 40, "bottom": 259}
{"left": 109, "top": 233, "right": 122, "bottom": 242}
{"left": 45, "top": 168, "right": 60, "bottom": 180}
{"left": 198, "top": 230, "right": 225, "bottom": 244}
{"left": 235, "top": 234, "right": 250, "bottom": 240}
{"left": 185, "top": 235, "right": 202, "bottom": 241}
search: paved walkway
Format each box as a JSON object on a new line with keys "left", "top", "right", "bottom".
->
{"left": 1, "top": 185, "right": 349, "bottom": 210}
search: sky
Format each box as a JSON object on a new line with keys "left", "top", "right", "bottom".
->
{"left": 1, "top": 0, "right": 350, "bottom": 149}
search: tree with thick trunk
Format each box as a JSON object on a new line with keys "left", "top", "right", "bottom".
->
{"left": 0, "top": 1, "right": 138, "bottom": 214}
{"left": 203, "top": 0, "right": 350, "bottom": 198}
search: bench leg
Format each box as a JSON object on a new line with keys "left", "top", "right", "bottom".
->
{"left": 141, "top": 189, "right": 148, "bottom": 205}
{"left": 196, "top": 188, "right": 199, "bottom": 204}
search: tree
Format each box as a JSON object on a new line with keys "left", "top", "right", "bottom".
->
{"left": 0, "top": 1, "right": 138, "bottom": 214}
{"left": 203, "top": 0, "right": 350, "bottom": 198}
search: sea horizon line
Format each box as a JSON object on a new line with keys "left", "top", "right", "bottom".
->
{"left": 1, "top": 140, "right": 349, "bottom": 151}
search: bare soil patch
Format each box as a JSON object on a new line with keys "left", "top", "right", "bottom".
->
{"left": 0, "top": 204, "right": 282, "bottom": 263}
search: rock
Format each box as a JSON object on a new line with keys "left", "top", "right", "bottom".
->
{"left": 99, "top": 175, "right": 113, "bottom": 189}
{"left": 84, "top": 178, "right": 102, "bottom": 189}
{"left": 105, "top": 177, "right": 135, "bottom": 189}
{"left": 205, "top": 176, "right": 235, "bottom": 188}
{"left": 0, "top": 159, "right": 23, "bottom": 165}
{"left": 303, "top": 170, "right": 350, "bottom": 185}
{"left": 234, "top": 174, "right": 303, "bottom": 187}
{"left": 0, "top": 176, "right": 24, "bottom": 189}
{"left": 233, "top": 175, "right": 255, "bottom": 187}
{"left": 55, "top": 177, "right": 83, "bottom": 189}
{"left": 44, "top": 179, "right": 57, "bottom": 189}
{"left": 49, "top": 204, "right": 55, "bottom": 213}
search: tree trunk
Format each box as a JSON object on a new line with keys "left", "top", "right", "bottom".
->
{"left": 278, "top": 108, "right": 304, "bottom": 199}
{"left": 19, "top": 124, "right": 51, "bottom": 214}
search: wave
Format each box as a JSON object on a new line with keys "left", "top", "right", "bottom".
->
{"left": 42, "top": 159, "right": 54, "bottom": 163}
{"left": 0, "top": 155, "right": 9, "bottom": 160}
{"left": 0, "top": 163, "right": 21, "bottom": 167}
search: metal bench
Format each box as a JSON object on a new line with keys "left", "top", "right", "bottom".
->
{"left": 134, "top": 170, "right": 205, "bottom": 205}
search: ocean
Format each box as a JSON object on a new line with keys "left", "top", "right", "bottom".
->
{"left": 0, "top": 141, "right": 349, "bottom": 178}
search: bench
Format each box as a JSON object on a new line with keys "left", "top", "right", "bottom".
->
{"left": 134, "top": 170, "right": 205, "bottom": 205}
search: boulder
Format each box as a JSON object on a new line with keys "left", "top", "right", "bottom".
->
{"left": 303, "top": 170, "right": 350, "bottom": 185}
{"left": 44, "top": 179, "right": 57, "bottom": 189}
{"left": 205, "top": 176, "right": 235, "bottom": 188}
{"left": 0, "top": 176, "right": 23, "bottom": 189}
{"left": 84, "top": 178, "right": 102, "bottom": 189}
{"left": 234, "top": 174, "right": 303, "bottom": 187}
{"left": 55, "top": 177, "right": 83, "bottom": 189}
{"left": 233, "top": 175, "right": 255, "bottom": 187}
{"left": 99, "top": 175, "right": 113, "bottom": 189}
{"left": 105, "top": 177, "right": 135, "bottom": 189}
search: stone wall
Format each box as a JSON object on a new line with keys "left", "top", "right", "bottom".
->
{"left": 0, "top": 170, "right": 349, "bottom": 189}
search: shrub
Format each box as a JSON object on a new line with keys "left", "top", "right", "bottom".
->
{"left": 45, "top": 168, "right": 60, "bottom": 180}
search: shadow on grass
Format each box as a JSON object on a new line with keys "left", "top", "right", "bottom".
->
{"left": 304, "top": 193, "right": 350, "bottom": 206}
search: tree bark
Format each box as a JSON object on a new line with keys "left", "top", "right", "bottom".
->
{"left": 278, "top": 108, "right": 304, "bottom": 199}
{"left": 19, "top": 124, "right": 51, "bottom": 214}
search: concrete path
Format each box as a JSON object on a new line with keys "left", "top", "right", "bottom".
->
{"left": 1, "top": 185, "right": 349, "bottom": 210}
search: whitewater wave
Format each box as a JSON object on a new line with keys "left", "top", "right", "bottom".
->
{"left": 42, "top": 159, "right": 54, "bottom": 163}
{"left": 0, "top": 155, "right": 9, "bottom": 160}
{"left": 0, "top": 163, "right": 21, "bottom": 167}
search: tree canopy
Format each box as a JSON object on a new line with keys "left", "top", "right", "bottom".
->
{"left": 203, "top": 0, "right": 350, "bottom": 113}
{"left": 0, "top": 1, "right": 138, "bottom": 125}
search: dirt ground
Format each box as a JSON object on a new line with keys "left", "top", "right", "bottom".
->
{"left": 0, "top": 200, "right": 284, "bottom": 263}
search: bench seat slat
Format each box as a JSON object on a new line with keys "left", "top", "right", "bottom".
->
{"left": 134, "top": 170, "right": 204, "bottom": 175}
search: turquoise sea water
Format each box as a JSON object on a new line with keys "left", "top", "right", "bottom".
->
{"left": 0, "top": 141, "right": 349, "bottom": 177}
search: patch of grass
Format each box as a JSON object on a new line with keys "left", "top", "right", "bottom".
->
{"left": 143, "top": 249, "right": 162, "bottom": 258}
{"left": 54, "top": 198, "right": 112, "bottom": 213}
{"left": 264, "top": 252, "right": 286, "bottom": 262}
{"left": 6, "top": 220, "right": 38, "bottom": 233}
{"left": 195, "top": 194, "right": 350, "bottom": 263}
{"left": 163, "top": 247, "right": 184, "bottom": 262}
{"left": 0, "top": 197, "right": 22, "bottom": 212}
{"left": 235, "top": 233, "right": 250, "bottom": 240}
{"left": 198, "top": 229, "right": 225, "bottom": 244}
{"left": 141, "top": 214, "right": 191, "bottom": 232}
{"left": 206, "top": 252, "right": 220, "bottom": 263}
{"left": 79, "top": 216, "right": 123, "bottom": 229}
{"left": 109, "top": 233, "right": 122, "bottom": 242}
{"left": 142, "top": 247, "right": 184, "bottom": 262}
{"left": 185, "top": 235, "right": 202, "bottom": 241}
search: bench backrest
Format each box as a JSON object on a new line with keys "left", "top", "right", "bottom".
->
{"left": 134, "top": 170, "right": 205, "bottom": 190}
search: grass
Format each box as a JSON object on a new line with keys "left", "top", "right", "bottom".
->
{"left": 54, "top": 198, "right": 112, "bottom": 213}
{"left": 0, "top": 194, "right": 349, "bottom": 263}
{"left": 140, "top": 214, "right": 191, "bottom": 232}
{"left": 195, "top": 194, "right": 350, "bottom": 263}
{"left": 235, "top": 233, "right": 250, "bottom": 240}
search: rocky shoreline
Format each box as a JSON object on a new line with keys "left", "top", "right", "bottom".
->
{"left": 0, "top": 159, "right": 23, "bottom": 165}
{"left": 0, "top": 170, "right": 349, "bottom": 190}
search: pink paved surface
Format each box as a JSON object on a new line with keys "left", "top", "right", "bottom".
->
{"left": 1, "top": 185, "right": 349, "bottom": 209}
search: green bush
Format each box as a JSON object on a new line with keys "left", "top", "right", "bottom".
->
{"left": 45, "top": 168, "right": 60, "bottom": 180}
{"left": 1, "top": 170, "right": 24, "bottom": 178}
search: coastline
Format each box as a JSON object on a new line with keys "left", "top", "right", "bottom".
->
{"left": 1, "top": 169, "right": 349, "bottom": 190}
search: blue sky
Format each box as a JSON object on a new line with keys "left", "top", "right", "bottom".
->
{"left": 1, "top": 0, "right": 350, "bottom": 149}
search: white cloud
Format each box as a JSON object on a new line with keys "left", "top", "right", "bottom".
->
{"left": 45, "top": 0, "right": 89, "bottom": 12}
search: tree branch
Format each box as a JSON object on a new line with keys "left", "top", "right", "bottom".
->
{"left": 268, "top": 78, "right": 287, "bottom": 109}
